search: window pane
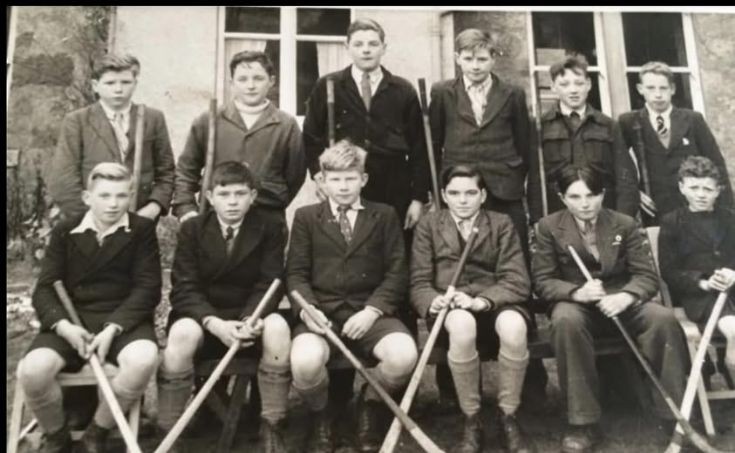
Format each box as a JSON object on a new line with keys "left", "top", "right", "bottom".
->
{"left": 297, "top": 42, "right": 319, "bottom": 116}
{"left": 225, "top": 7, "right": 280, "bottom": 34}
{"left": 532, "top": 12, "right": 597, "bottom": 66}
{"left": 224, "top": 39, "right": 281, "bottom": 107}
{"left": 626, "top": 72, "right": 692, "bottom": 110}
{"left": 622, "top": 13, "right": 687, "bottom": 67}
{"left": 534, "top": 71, "right": 602, "bottom": 114}
{"left": 297, "top": 8, "right": 350, "bottom": 36}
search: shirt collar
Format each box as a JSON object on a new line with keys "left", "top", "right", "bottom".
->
{"left": 351, "top": 64, "right": 383, "bottom": 85}
{"left": 70, "top": 210, "right": 131, "bottom": 240}
{"left": 559, "top": 102, "right": 587, "bottom": 118}
{"left": 573, "top": 215, "right": 598, "bottom": 232}
{"left": 449, "top": 210, "right": 480, "bottom": 229}
{"left": 99, "top": 101, "right": 132, "bottom": 121}
{"left": 463, "top": 74, "right": 493, "bottom": 95}
{"left": 328, "top": 197, "right": 365, "bottom": 217}
{"left": 645, "top": 103, "right": 672, "bottom": 121}
{"left": 216, "top": 216, "right": 243, "bottom": 237}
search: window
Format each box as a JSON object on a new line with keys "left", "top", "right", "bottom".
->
{"left": 220, "top": 7, "right": 352, "bottom": 117}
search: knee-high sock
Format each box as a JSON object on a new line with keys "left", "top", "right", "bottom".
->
{"left": 497, "top": 350, "right": 529, "bottom": 415}
{"left": 293, "top": 367, "right": 329, "bottom": 412}
{"left": 24, "top": 382, "right": 65, "bottom": 434}
{"left": 448, "top": 352, "right": 481, "bottom": 417}
{"left": 258, "top": 362, "right": 291, "bottom": 424}
{"left": 364, "top": 361, "right": 409, "bottom": 402}
{"left": 94, "top": 375, "right": 148, "bottom": 429}
{"left": 156, "top": 366, "right": 194, "bottom": 431}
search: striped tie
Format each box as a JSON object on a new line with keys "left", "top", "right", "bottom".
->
{"left": 225, "top": 226, "right": 235, "bottom": 256}
{"left": 112, "top": 112, "right": 130, "bottom": 160}
{"left": 656, "top": 115, "right": 668, "bottom": 136}
{"left": 337, "top": 205, "right": 353, "bottom": 243}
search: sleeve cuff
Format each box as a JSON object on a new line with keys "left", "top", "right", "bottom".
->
{"left": 365, "top": 305, "right": 383, "bottom": 317}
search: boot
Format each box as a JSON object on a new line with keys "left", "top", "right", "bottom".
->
{"left": 39, "top": 422, "right": 72, "bottom": 453}
{"left": 561, "top": 424, "right": 602, "bottom": 453}
{"left": 77, "top": 422, "right": 110, "bottom": 453}
{"left": 498, "top": 411, "right": 534, "bottom": 453}
{"left": 260, "top": 418, "right": 287, "bottom": 453}
{"left": 304, "top": 410, "right": 333, "bottom": 453}
{"left": 452, "top": 413, "right": 483, "bottom": 453}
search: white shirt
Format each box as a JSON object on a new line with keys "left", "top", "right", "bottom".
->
{"left": 70, "top": 210, "right": 131, "bottom": 245}
{"left": 328, "top": 197, "right": 365, "bottom": 230}
{"left": 462, "top": 75, "right": 493, "bottom": 99}
{"left": 99, "top": 101, "right": 132, "bottom": 134}
{"left": 351, "top": 65, "right": 383, "bottom": 97}
{"left": 645, "top": 104, "right": 672, "bottom": 132}
{"left": 572, "top": 215, "right": 597, "bottom": 234}
{"left": 449, "top": 211, "right": 480, "bottom": 238}
{"left": 216, "top": 216, "right": 243, "bottom": 240}
{"left": 233, "top": 99, "right": 270, "bottom": 129}
{"left": 559, "top": 103, "right": 587, "bottom": 119}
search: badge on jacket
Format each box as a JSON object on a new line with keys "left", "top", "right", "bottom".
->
{"left": 682, "top": 137, "right": 690, "bottom": 146}
{"left": 612, "top": 234, "right": 623, "bottom": 246}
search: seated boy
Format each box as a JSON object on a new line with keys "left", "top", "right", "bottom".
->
{"left": 659, "top": 156, "right": 735, "bottom": 381}
{"left": 532, "top": 165, "right": 688, "bottom": 453}
{"left": 157, "top": 161, "right": 290, "bottom": 452}
{"left": 18, "top": 162, "right": 161, "bottom": 453}
{"left": 411, "top": 164, "right": 533, "bottom": 453}
{"left": 287, "top": 141, "right": 418, "bottom": 453}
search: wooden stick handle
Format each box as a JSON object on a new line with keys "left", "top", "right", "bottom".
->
{"left": 380, "top": 226, "right": 479, "bottom": 453}
{"left": 199, "top": 98, "right": 218, "bottom": 215}
{"left": 291, "top": 291, "right": 444, "bottom": 453}
{"left": 154, "top": 279, "right": 281, "bottom": 453}
{"left": 327, "top": 77, "right": 336, "bottom": 147}
{"left": 130, "top": 104, "right": 146, "bottom": 210}
{"left": 418, "top": 78, "right": 441, "bottom": 212}
{"left": 52, "top": 281, "right": 142, "bottom": 453}
{"left": 534, "top": 98, "right": 548, "bottom": 217}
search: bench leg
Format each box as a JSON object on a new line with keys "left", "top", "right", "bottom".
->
{"left": 216, "top": 375, "right": 248, "bottom": 453}
{"left": 8, "top": 378, "right": 25, "bottom": 453}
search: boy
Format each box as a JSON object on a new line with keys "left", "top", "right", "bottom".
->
{"left": 659, "top": 156, "right": 735, "bottom": 381}
{"left": 49, "top": 54, "right": 175, "bottom": 220}
{"left": 616, "top": 61, "right": 733, "bottom": 223}
{"left": 18, "top": 162, "right": 161, "bottom": 453}
{"left": 532, "top": 166, "right": 688, "bottom": 453}
{"left": 158, "top": 161, "right": 290, "bottom": 452}
{"left": 287, "top": 141, "right": 418, "bottom": 453}
{"left": 411, "top": 165, "right": 533, "bottom": 453}
{"left": 302, "top": 18, "right": 430, "bottom": 238}
{"left": 527, "top": 55, "right": 638, "bottom": 223}
{"left": 173, "top": 50, "right": 305, "bottom": 227}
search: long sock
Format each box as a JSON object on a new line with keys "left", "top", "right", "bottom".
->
{"left": 258, "top": 362, "right": 291, "bottom": 424}
{"left": 497, "top": 350, "right": 529, "bottom": 415}
{"left": 24, "top": 382, "right": 65, "bottom": 434}
{"left": 156, "top": 366, "right": 194, "bottom": 431}
{"left": 448, "top": 352, "right": 481, "bottom": 417}
{"left": 364, "top": 361, "right": 408, "bottom": 402}
{"left": 94, "top": 379, "right": 143, "bottom": 429}
{"left": 293, "top": 367, "right": 329, "bottom": 412}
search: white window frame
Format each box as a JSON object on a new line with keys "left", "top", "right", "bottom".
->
{"left": 217, "top": 6, "right": 354, "bottom": 118}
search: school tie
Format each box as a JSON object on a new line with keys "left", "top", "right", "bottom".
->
{"left": 111, "top": 112, "right": 130, "bottom": 160}
{"left": 224, "top": 226, "right": 235, "bottom": 256}
{"left": 568, "top": 111, "right": 582, "bottom": 132}
{"left": 581, "top": 220, "right": 600, "bottom": 261}
{"left": 468, "top": 83, "right": 486, "bottom": 126}
{"left": 458, "top": 219, "right": 473, "bottom": 241}
{"left": 337, "top": 205, "right": 353, "bottom": 243}
{"left": 655, "top": 115, "right": 668, "bottom": 136}
{"left": 360, "top": 71, "right": 372, "bottom": 111}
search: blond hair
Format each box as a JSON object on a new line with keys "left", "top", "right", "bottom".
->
{"left": 86, "top": 162, "right": 133, "bottom": 190}
{"left": 639, "top": 61, "right": 674, "bottom": 85}
{"left": 319, "top": 140, "right": 367, "bottom": 173}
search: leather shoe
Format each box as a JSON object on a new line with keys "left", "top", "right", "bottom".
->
{"left": 305, "top": 410, "right": 333, "bottom": 453}
{"left": 39, "top": 423, "right": 72, "bottom": 453}
{"left": 498, "top": 412, "right": 534, "bottom": 453}
{"left": 77, "top": 422, "right": 110, "bottom": 453}
{"left": 561, "top": 424, "right": 602, "bottom": 453}
{"left": 452, "top": 413, "right": 484, "bottom": 453}
{"left": 356, "top": 398, "right": 383, "bottom": 453}
{"left": 260, "top": 418, "right": 287, "bottom": 453}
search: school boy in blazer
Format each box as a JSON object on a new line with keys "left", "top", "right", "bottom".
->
{"left": 49, "top": 54, "right": 175, "bottom": 221}
{"left": 532, "top": 166, "right": 688, "bottom": 453}
{"left": 616, "top": 61, "right": 733, "bottom": 222}
{"left": 287, "top": 141, "right": 417, "bottom": 453}
{"left": 19, "top": 163, "right": 161, "bottom": 453}
{"left": 158, "top": 162, "right": 290, "bottom": 452}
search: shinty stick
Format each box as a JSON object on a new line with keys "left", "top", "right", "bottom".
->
{"left": 290, "top": 290, "right": 445, "bottom": 453}
{"left": 380, "top": 226, "right": 480, "bottom": 453}
{"left": 154, "top": 279, "right": 282, "bottom": 453}
{"left": 327, "top": 77, "right": 336, "bottom": 147}
{"left": 199, "top": 98, "right": 218, "bottom": 215}
{"left": 52, "top": 281, "right": 142, "bottom": 453}
{"left": 417, "top": 78, "right": 442, "bottom": 212}
{"left": 566, "top": 246, "right": 724, "bottom": 453}
{"left": 130, "top": 104, "right": 146, "bottom": 210}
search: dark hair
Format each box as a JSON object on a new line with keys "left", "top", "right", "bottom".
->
{"left": 639, "top": 61, "right": 675, "bottom": 86}
{"left": 92, "top": 53, "right": 140, "bottom": 80}
{"left": 557, "top": 166, "right": 604, "bottom": 196}
{"left": 210, "top": 161, "right": 259, "bottom": 190}
{"left": 229, "top": 50, "right": 275, "bottom": 77}
{"left": 677, "top": 155, "right": 723, "bottom": 184}
{"left": 346, "top": 18, "right": 385, "bottom": 43}
{"left": 549, "top": 55, "right": 589, "bottom": 81}
{"left": 441, "top": 164, "right": 487, "bottom": 191}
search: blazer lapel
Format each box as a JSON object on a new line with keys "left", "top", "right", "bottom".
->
{"left": 70, "top": 230, "right": 100, "bottom": 260}
{"left": 222, "top": 102, "right": 248, "bottom": 132}
{"left": 85, "top": 227, "right": 133, "bottom": 276}
{"left": 318, "top": 202, "right": 348, "bottom": 251}
{"left": 338, "top": 66, "right": 368, "bottom": 114}
{"left": 121, "top": 103, "right": 143, "bottom": 164}
{"left": 219, "top": 212, "right": 265, "bottom": 274}
{"left": 452, "top": 78, "right": 480, "bottom": 125}
{"left": 438, "top": 211, "right": 462, "bottom": 257}
{"left": 596, "top": 210, "right": 621, "bottom": 275}
{"left": 668, "top": 108, "right": 690, "bottom": 151}
{"left": 88, "top": 103, "right": 123, "bottom": 162}
{"left": 202, "top": 214, "right": 230, "bottom": 280}
{"left": 557, "top": 210, "right": 597, "bottom": 267}
{"left": 243, "top": 103, "right": 280, "bottom": 137}
{"left": 346, "top": 206, "right": 379, "bottom": 257}
{"left": 480, "top": 75, "right": 511, "bottom": 127}
{"left": 471, "top": 211, "right": 491, "bottom": 254}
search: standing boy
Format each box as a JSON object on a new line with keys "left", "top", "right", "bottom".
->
{"left": 173, "top": 51, "right": 305, "bottom": 226}
{"left": 49, "top": 54, "right": 175, "bottom": 220}
{"left": 18, "top": 163, "right": 161, "bottom": 453}
{"left": 411, "top": 165, "right": 534, "bottom": 453}
{"left": 158, "top": 162, "right": 290, "bottom": 452}
{"left": 287, "top": 141, "right": 418, "bottom": 453}
{"left": 616, "top": 61, "right": 733, "bottom": 222}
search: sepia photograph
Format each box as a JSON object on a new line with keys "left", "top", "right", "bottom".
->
{"left": 6, "top": 6, "right": 735, "bottom": 453}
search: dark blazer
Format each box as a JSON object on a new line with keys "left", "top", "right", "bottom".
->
{"left": 659, "top": 207, "right": 735, "bottom": 323}
{"left": 169, "top": 209, "right": 286, "bottom": 323}
{"left": 302, "top": 66, "right": 430, "bottom": 219}
{"left": 172, "top": 102, "right": 305, "bottom": 218}
{"left": 286, "top": 199, "right": 408, "bottom": 317}
{"left": 616, "top": 107, "right": 734, "bottom": 219}
{"left": 32, "top": 213, "right": 162, "bottom": 332}
{"left": 429, "top": 74, "right": 531, "bottom": 201}
{"left": 527, "top": 104, "right": 638, "bottom": 222}
{"left": 411, "top": 209, "right": 531, "bottom": 318}
{"left": 49, "top": 102, "right": 176, "bottom": 218}
{"left": 532, "top": 208, "right": 659, "bottom": 305}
